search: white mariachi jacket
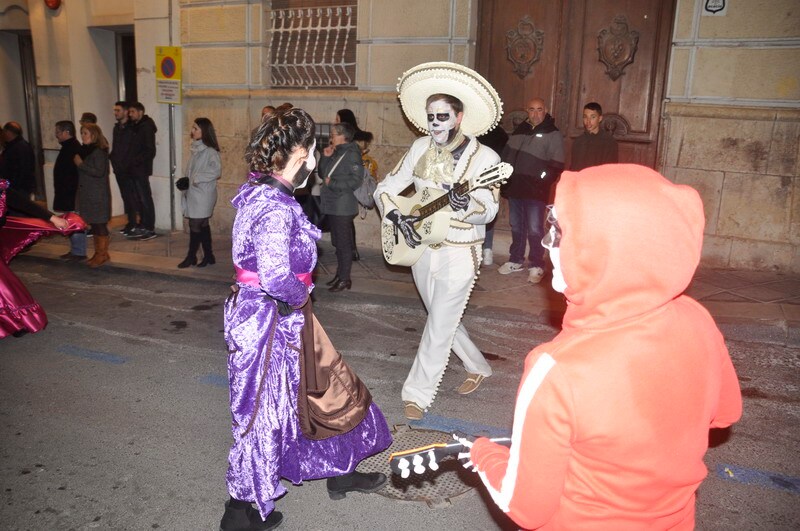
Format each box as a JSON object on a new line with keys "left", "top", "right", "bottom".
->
{"left": 374, "top": 135, "right": 500, "bottom": 247}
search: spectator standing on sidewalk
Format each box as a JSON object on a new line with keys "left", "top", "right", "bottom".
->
{"left": 110, "top": 101, "right": 140, "bottom": 236}
{"left": 498, "top": 97, "right": 564, "bottom": 283}
{"left": 79, "top": 112, "right": 97, "bottom": 126}
{"left": 53, "top": 120, "right": 86, "bottom": 261}
{"left": 476, "top": 124, "right": 509, "bottom": 266}
{"left": 75, "top": 123, "right": 112, "bottom": 268}
{"left": 177, "top": 118, "right": 221, "bottom": 269}
{"left": 0, "top": 122, "right": 36, "bottom": 197}
{"left": 570, "top": 102, "right": 618, "bottom": 171}
{"left": 126, "top": 102, "right": 158, "bottom": 240}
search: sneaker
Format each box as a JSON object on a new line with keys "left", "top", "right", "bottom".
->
{"left": 125, "top": 227, "right": 146, "bottom": 239}
{"left": 482, "top": 248, "right": 493, "bottom": 267}
{"left": 528, "top": 267, "right": 544, "bottom": 284}
{"left": 457, "top": 373, "right": 486, "bottom": 395}
{"left": 498, "top": 261, "right": 524, "bottom": 275}
{"left": 119, "top": 225, "right": 133, "bottom": 235}
{"left": 138, "top": 230, "right": 158, "bottom": 241}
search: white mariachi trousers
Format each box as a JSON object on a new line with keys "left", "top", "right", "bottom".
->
{"left": 402, "top": 243, "right": 493, "bottom": 409}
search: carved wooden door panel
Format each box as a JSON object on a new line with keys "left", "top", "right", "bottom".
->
{"left": 477, "top": 0, "right": 675, "bottom": 169}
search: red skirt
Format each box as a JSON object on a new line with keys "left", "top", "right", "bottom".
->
{"left": 0, "top": 259, "right": 47, "bottom": 338}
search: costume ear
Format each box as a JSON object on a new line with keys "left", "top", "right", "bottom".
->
{"left": 456, "top": 112, "right": 464, "bottom": 127}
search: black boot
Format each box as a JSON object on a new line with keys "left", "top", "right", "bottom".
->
{"left": 325, "top": 276, "right": 340, "bottom": 286}
{"left": 219, "top": 499, "right": 283, "bottom": 531}
{"left": 326, "top": 470, "right": 387, "bottom": 500}
{"left": 178, "top": 231, "right": 200, "bottom": 268}
{"left": 198, "top": 225, "right": 216, "bottom": 267}
{"left": 328, "top": 279, "right": 352, "bottom": 292}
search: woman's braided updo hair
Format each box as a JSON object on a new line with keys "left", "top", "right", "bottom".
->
{"left": 245, "top": 107, "right": 316, "bottom": 176}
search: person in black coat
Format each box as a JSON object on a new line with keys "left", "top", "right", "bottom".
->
{"left": 53, "top": 120, "right": 86, "bottom": 261}
{"left": 319, "top": 122, "right": 363, "bottom": 292}
{"left": 0, "top": 122, "right": 36, "bottom": 196}
{"left": 126, "top": 101, "right": 158, "bottom": 240}
{"left": 110, "top": 101, "right": 140, "bottom": 235}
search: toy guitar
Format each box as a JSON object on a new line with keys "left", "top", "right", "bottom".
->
{"left": 389, "top": 433, "right": 512, "bottom": 478}
{"left": 379, "top": 162, "right": 512, "bottom": 267}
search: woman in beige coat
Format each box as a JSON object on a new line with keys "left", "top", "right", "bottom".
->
{"left": 178, "top": 118, "right": 221, "bottom": 268}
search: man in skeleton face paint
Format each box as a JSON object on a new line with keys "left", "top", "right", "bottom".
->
{"left": 374, "top": 63, "right": 504, "bottom": 420}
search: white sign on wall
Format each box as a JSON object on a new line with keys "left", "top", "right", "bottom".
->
{"left": 703, "top": 0, "right": 728, "bottom": 16}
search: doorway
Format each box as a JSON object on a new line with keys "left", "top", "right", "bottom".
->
{"left": 477, "top": 0, "right": 676, "bottom": 169}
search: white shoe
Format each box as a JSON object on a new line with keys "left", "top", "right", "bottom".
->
{"left": 528, "top": 267, "right": 544, "bottom": 283}
{"left": 482, "top": 248, "right": 493, "bottom": 266}
{"left": 498, "top": 262, "right": 524, "bottom": 275}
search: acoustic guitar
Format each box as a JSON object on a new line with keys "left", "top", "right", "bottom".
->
{"left": 379, "top": 162, "right": 512, "bottom": 266}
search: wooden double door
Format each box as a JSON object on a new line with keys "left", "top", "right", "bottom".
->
{"left": 477, "top": 0, "right": 676, "bottom": 169}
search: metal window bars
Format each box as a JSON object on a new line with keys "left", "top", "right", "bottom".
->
{"left": 269, "top": 6, "right": 356, "bottom": 88}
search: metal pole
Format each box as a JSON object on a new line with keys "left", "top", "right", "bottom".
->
{"left": 169, "top": 103, "right": 176, "bottom": 230}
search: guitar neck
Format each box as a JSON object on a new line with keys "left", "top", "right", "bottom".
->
{"left": 416, "top": 181, "right": 470, "bottom": 221}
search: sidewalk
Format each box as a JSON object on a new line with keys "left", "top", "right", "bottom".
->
{"left": 24, "top": 221, "right": 800, "bottom": 347}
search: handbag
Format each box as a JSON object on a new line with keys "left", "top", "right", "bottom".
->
{"left": 354, "top": 166, "right": 377, "bottom": 209}
{"left": 297, "top": 298, "right": 372, "bottom": 440}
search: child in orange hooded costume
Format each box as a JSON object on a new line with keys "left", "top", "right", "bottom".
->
{"left": 466, "top": 164, "right": 742, "bottom": 529}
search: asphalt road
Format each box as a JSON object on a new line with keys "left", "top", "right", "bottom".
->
{"left": 1, "top": 258, "right": 798, "bottom": 530}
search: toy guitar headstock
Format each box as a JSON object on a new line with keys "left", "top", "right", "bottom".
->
{"left": 388, "top": 433, "right": 511, "bottom": 478}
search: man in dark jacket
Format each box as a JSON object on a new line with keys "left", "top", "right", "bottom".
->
{"left": 53, "top": 120, "right": 86, "bottom": 261}
{"left": 498, "top": 97, "right": 564, "bottom": 284}
{"left": 0, "top": 122, "right": 36, "bottom": 196}
{"left": 110, "top": 101, "right": 139, "bottom": 235}
{"left": 126, "top": 101, "right": 158, "bottom": 240}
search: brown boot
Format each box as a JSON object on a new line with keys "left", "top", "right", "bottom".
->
{"left": 88, "top": 235, "right": 110, "bottom": 268}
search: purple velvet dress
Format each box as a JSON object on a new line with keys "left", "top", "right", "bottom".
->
{"left": 224, "top": 178, "right": 392, "bottom": 519}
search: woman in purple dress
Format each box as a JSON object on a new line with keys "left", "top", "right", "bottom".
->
{"left": 220, "top": 108, "right": 392, "bottom": 531}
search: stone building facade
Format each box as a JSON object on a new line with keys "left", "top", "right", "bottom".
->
{"left": 1, "top": 0, "right": 798, "bottom": 271}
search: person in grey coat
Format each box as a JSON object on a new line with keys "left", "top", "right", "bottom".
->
{"left": 177, "top": 117, "right": 221, "bottom": 268}
{"left": 75, "top": 123, "right": 112, "bottom": 268}
{"left": 319, "top": 122, "right": 363, "bottom": 292}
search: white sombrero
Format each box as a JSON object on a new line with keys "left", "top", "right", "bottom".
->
{"left": 397, "top": 61, "right": 503, "bottom": 138}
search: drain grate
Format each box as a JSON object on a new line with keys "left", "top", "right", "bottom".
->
{"left": 357, "top": 424, "right": 483, "bottom": 507}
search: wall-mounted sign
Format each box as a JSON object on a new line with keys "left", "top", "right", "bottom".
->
{"left": 155, "top": 46, "right": 182, "bottom": 105}
{"left": 703, "top": 0, "right": 727, "bottom": 16}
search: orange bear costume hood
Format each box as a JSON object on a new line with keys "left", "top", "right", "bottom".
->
{"left": 469, "top": 164, "right": 742, "bottom": 530}
{"left": 556, "top": 164, "right": 704, "bottom": 329}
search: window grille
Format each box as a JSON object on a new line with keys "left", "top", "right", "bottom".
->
{"left": 269, "top": 4, "right": 357, "bottom": 88}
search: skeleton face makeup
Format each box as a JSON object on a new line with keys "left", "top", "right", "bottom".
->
{"left": 426, "top": 99, "right": 460, "bottom": 146}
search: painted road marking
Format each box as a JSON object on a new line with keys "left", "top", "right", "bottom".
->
{"left": 717, "top": 464, "right": 800, "bottom": 494}
{"left": 58, "top": 345, "right": 127, "bottom": 365}
{"left": 200, "top": 373, "right": 228, "bottom": 388}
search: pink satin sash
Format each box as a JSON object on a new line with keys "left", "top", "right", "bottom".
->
{"left": 234, "top": 265, "right": 312, "bottom": 288}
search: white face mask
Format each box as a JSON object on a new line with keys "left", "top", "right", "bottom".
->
{"left": 294, "top": 140, "right": 317, "bottom": 189}
{"left": 548, "top": 247, "right": 567, "bottom": 293}
{"left": 427, "top": 100, "right": 458, "bottom": 146}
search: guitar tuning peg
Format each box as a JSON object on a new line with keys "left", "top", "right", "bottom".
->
{"left": 427, "top": 449, "right": 439, "bottom": 471}
{"left": 397, "top": 458, "right": 411, "bottom": 479}
{"left": 412, "top": 454, "right": 425, "bottom": 475}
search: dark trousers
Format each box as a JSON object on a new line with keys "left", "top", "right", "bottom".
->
{"left": 115, "top": 173, "right": 140, "bottom": 227}
{"left": 328, "top": 214, "right": 355, "bottom": 282}
{"left": 131, "top": 174, "right": 155, "bottom": 231}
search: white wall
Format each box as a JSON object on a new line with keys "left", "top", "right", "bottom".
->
{"left": 133, "top": 0, "right": 183, "bottom": 231}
